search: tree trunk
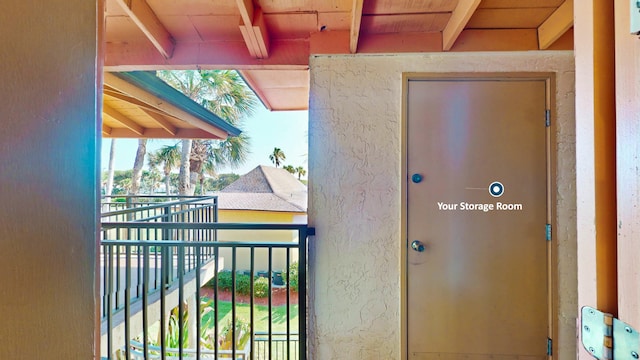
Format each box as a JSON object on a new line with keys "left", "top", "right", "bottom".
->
{"left": 198, "top": 172, "right": 206, "bottom": 195}
{"left": 129, "top": 139, "right": 147, "bottom": 195}
{"left": 164, "top": 170, "right": 171, "bottom": 195}
{"left": 179, "top": 139, "right": 193, "bottom": 195}
{"left": 190, "top": 171, "right": 199, "bottom": 195}
{"left": 105, "top": 138, "right": 116, "bottom": 196}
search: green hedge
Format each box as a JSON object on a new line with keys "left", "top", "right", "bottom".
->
{"left": 206, "top": 271, "right": 270, "bottom": 297}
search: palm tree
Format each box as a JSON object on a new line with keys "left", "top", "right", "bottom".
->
{"left": 283, "top": 165, "right": 295, "bottom": 174}
{"left": 148, "top": 144, "right": 181, "bottom": 195}
{"left": 157, "top": 70, "right": 257, "bottom": 195}
{"left": 129, "top": 139, "right": 147, "bottom": 195}
{"left": 295, "top": 166, "right": 306, "bottom": 180}
{"left": 105, "top": 138, "right": 117, "bottom": 196}
{"left": 269, "top": 147, "right": 286, "bottom": 168}
{"left": 198, "top": 158, "right": 217, "bottom": 195}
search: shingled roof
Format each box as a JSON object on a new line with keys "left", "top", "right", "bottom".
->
{"left": 216, "top": 165, "right": 307, "bottom": 212}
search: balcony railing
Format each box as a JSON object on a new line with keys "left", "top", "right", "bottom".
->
{"left": 100, "top": 196, "right": 309, "bottom": 360}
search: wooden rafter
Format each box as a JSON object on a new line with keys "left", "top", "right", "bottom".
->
{"left": 107, "top": 128, "right": 221, "bottom": 139}
{"left": 538, "top": 0, "right": 573, "bottom": 50}
{"left": 104, "top": 73, "right": 229, "bottom": 139}
{"left": 102, "top": 124, "right": 113, "bottom": 136}
{"left": 350, "top": 0, "right": 364, "bottom": 53}
{"left": 141, "top": 108, "right": 178, "bottom": 136}
{"left": 113, "top": 0, "right": 175, "bottom": 59}
{"left": 236, "top": 0, "right": 270, "bottom": 58}
{"left": 104, "top": 89, "right": 183, "bottom": 122}
{"left": 103, "top": 104, "right": 145, "bottom": 136}
{"left": 104, "top": 89, "right": 159, "bottom": 112}
{"left": 442, "top": 0, "right": 481, "bottom": 51}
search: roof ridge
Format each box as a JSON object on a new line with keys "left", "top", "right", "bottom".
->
{"left": 272, "top": 192, "right": 306, "bottom": 212}
{"left": 258, "top": 165, "right": 275, "bottom": 193}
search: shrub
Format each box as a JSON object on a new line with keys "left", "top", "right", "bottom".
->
{"left": 254, "top": 277, "right": 269, "bottom": 298}
{"left": 235, "top": 274, "right": 251, "bottom": 295}
{"left": 283, "top": 262, "right": 299, "bottom": 292}
{"left": 215, "top": 271, "right": 233, "bottom": 291}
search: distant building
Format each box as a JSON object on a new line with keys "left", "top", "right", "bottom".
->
{"left": 215, "top": 165, "right": 307, "bottom": 272}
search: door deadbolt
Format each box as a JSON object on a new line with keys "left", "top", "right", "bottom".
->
{"left": 411, "top": 174, "right": 423, "bottom": 183}
{"left": 411, "top": 240, "right": 425, "bottom": 252}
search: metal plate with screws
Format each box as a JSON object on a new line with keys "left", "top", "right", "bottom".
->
{"left": 582, "top": 306, "right": 640, "bottom": 359}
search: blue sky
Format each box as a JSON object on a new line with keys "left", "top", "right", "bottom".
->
{"left": 101, "top": 107, "right": 308, "bottom": 178}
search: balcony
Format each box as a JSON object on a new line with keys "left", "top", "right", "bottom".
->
{"left": 100, "top": 196, "right": 309, "bottom": 360}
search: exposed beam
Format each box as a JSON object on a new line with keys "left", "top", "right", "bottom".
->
{"left": 141, "top": 108, "right": 178, "bottom": 136}
{"left": 311, "top": 31, "right": 442, "bottom": 54}
{"left": 449, "top": 29, "right": 539, "bottom": 51}
{"left": 104, "top": 88, "right": 185, "bottom": 122}
{"left": 350, "top": 0, "right": 364, "bottom": 53}
{"left": 236, "top": 0, "right": 254, "bottom": 27}
{"left": 358, "top": 32, "right": 442, "bottom": 53}
{"left": 105, "top": 40, "right": 309, "bottom": 70}
{"left": 106, "top": 128, "right": 222, "bottom": 139}
{"left": 103, "top": 104, "right": 145, "bottom": 136}
{"left": 104, "top": 73, "right": 228, "bottom": 139}
{"left": 102, "top": 124, "right": 113, "bottom": 136}
{"left": 442, "top": 0, "right": 481, "bottom": 51}
{"left": 538, "top": 0, "right": 573, "bottom": 50}
{"left": 114, "top": 0, "right": 175, "bottom": 58}
{"left": 236, "top": 0, "right": 270, "bottom": 58}
{"left": 104, "top": 89, "right": 161, "bottom": 113}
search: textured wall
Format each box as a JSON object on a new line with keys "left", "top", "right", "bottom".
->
{"left": 0, "top": 1, "right": 99, "bottom": 358}
{"left": 308, "top": 52, "right": 575, "bottom": 359}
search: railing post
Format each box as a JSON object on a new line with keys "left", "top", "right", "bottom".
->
{"left": 163, "top": 204, "right": 174, "bottom": 284}
{"left": 299, "top": 227, "right": 311, "bottom": 360}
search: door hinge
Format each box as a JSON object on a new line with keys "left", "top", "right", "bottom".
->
{"left": 546, "top": 224, "right": 552, "bottom": 241}
{"left": 545, "top": 110, "right": 551, "bottom": 127}
{"left": 581, "top": 306, "right": 640, "bottom": 359}
{"left": 547, "top": 338, "right": 553, "bottom": 356}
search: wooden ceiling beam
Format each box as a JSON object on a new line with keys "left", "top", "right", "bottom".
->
{"left": 105, "top": 40, "right": 309, "bottom": 70}
{"left": 538, "top": 0, "right": 573, "bottom": 50}
{"left": 104, "top": 89, "right": 159, "bottom": 111}
{"left": 442, "top": 0, "right": 482, "bottom": 51}
{"left": 350, "top": 0, "right": 364, "bottom": 53}
{"left": 102, "top": 124, "right": 113, "bottom": 136}
{"left": 104, "top": 89, "right": 183, "bottom": 121}
{"left": 113, "top": 0, "right": 175, "bottom": 59}
{"left": 141, "top": 108, "right": 178, "bottom": 136}
{"left": 103, "top": 104, "right": 145, "bottom": 135}
{"left": 236, "top": 0, "right": 270, "bottom": 58}
{"left": 106, "top": 128, "right": 221, "bottom": 139}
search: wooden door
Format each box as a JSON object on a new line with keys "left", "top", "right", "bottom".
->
{"left": 407, "top": 78, "right": 550, "bottom": 359}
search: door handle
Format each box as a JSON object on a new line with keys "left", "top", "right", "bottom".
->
{"left": 411, "top": 240, "right": 425, "bottom": 252}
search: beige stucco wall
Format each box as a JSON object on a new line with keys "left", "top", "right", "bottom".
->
{"left": 0, "top": 0, "right": 99, "bottom": 358}
{"left": 308, "top": 52, "right": 576, "bottom": 359}
{"left": 217, "top": 210, "right": 302, "bottom": 272}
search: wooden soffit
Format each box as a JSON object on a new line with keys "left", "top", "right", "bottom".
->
{"left": 104, "top": 0, "right": 574, "bottom": 111}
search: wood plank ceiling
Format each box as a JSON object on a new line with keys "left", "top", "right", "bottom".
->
{"left": 105, "top": 0, "right": 574, "bottom": 111}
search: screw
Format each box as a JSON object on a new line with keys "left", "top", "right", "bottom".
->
{"left": 589, "top": 347, "right": 595, "bottom": 354}
{"left": 626, "top": 326, "right": 633, "bottom": 333}
{"left": 584, "top": 325, "right": 590, "bottom": 332}
{"left": 589, "top": 309, "right": 596, "bottom": 315}
{"left": 632, "top": 351, "right": 639, "bottom": 359}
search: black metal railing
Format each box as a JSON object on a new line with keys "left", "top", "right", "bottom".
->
{"left": 100, "top": 196, "right": 309, "bottom": 360}
{"left": 101, "top": 196, "right": 219, "bottom": 318}
{"left": 101, "top": 195, "right": 218, "bottom": 224}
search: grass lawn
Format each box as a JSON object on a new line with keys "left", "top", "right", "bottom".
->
{"left": 202, "top": 298, "right": 299, "bottom": 334}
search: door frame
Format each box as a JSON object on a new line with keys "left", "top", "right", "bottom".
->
{"left": 400, "top": 72, "right": 558, "bottom": 359}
